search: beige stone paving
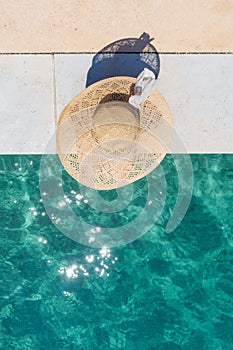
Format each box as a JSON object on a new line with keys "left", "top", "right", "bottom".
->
{"left": 0, "top": 1, "right": 232, "bottom": 154}
{"left": 55, "top": 54, "right": 233, "bottom": 153}
{"left": 0, "top": 53, "right": 232, "bottom": 154}
{"left": 0, "top": 0, "right": 232, "bottom": 53}
{"left": 0, "top": 55, "right": 55, "bottom": 153}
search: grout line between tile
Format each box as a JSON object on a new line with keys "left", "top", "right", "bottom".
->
{"left": 0, "top": 52, "right": 233, "bottom": 55}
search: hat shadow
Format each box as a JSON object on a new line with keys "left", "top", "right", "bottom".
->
{"left": 85, "top": 32, "right": 160, "bottom": 88}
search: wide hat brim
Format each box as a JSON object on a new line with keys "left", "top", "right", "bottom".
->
{"left": 57, "top": 76, "right": 172, "bottom": 190}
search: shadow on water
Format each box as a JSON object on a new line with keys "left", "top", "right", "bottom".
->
{"left": 86, "top": 32, "right": 160, "bottom": 87}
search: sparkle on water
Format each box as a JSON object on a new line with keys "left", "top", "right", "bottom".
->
{"left": 0, "top": 154, "right": 232, "bottom": 349}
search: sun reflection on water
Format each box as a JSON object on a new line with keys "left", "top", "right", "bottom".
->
{"left": 58, "top": 265, "right": 79, "bottom": 279}
{"left": 56, "top": 245, "right": 118, "bottom": 286}
{"left": 24, "top": 173, "right": 121, "bottom": 284}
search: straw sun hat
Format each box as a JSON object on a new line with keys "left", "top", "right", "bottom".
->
{"left": 56, "top": 76, "right": 172, "bottom": 190}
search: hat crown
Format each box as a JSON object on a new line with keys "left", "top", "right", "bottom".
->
{"left": 92, "top": 101, "right": 140, "bottom": 159}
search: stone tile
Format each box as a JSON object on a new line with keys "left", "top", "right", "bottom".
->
{"left": 0, "top": 1, "right": 232, "bottom": 53}
{"left": 0, "top": 55, "right": 55, "bottom": 154}
{"left": 158, "top": 54, "right": 233, "bottom": 153}
{"left": 55, "top": 54, "right": 233, "bottom": 153}
{"left": 54, "top": 54, "right": 93, "bottom": 118}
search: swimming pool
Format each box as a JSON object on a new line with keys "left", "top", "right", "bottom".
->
{"left": 0, "top": 154, "right": 232, "bottom": 349}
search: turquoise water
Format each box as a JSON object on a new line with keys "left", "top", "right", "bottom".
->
{"left": 0, "top": 154, "right": 232, "bottom": 349}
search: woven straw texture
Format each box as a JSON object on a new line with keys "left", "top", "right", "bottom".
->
{"left": 57, "top": 76, "right": 172, "bottom": 190}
